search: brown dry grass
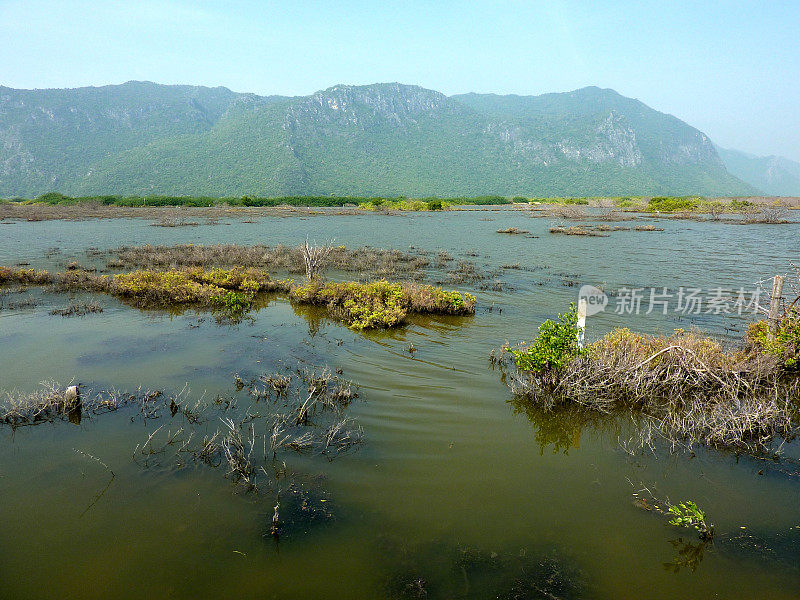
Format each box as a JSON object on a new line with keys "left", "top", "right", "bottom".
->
{"left": 544, "top": 206, "right": 589, "bottom": 220}
{"left": 101, "top": 244, "right": 431, "bottom": 281}
{"left": 510, "top": 328, "right": 800, "bottom": 455}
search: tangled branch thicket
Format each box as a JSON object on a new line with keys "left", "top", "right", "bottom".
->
{"left": 507, "top": 293, "right": 800, "bottom": 456}
{"left": 301, "top": 237, "right": 335, "bottom": 281}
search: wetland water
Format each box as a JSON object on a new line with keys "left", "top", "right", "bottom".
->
{"left": 0, "top": 208, "right": 798, "bottom": 599}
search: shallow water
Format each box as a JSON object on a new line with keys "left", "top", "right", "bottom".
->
{"left": 0, "top": 209, "right": 799, "bottom": 599}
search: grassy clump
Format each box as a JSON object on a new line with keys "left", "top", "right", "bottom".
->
{"left": 291, "top": 279, "right": 475, "bottom": 330}
{"left": 0, "top": 265, "right": 288, "bottom": 313}
{"left": 50, "top": 302, "right": 103, "bottom": 317}
{"left": 549, "top": 225, "right": 606, "bottom": 236}
{"left": 1, "top": 265, "right": 474, "bottom": 330}
{"left": 111, "top": 267, "right": 290, "bottom": 309}
{"left": 104, "top": 244, "right": 432, "bottom": 281}
{"left": 0, "top": 266, "right": 52, "bottom": 285}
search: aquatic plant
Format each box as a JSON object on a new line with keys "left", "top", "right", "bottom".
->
{"left": 50, "top": 302, "right": 103, "bottom": 317}
{"left": 549, "top": 225, "right": 606, "bottom": 236}
{"left": 0, "top": 382, "right": 167, "bottom": 428}
{"left": 378, "top": 537, "right": 587, "bottom": 600}
{"left": 668, "top": 500, "right": 713, "bottom": 539}
{"left": 1, "top": 262, "right": 475, "bottom": 329}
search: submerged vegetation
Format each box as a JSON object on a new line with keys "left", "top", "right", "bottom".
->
{"left": 379, "top": 537, "right": 586, "bottom": 600}
{"left": 1, "top": 367, "right": 363, "bottom": 539}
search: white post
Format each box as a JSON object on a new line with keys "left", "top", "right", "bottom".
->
{"left": 768, "top": 275, "right": 785, "bottom": 341}
{"left": 577, "top": 298, "right": 587, "bottom": 349}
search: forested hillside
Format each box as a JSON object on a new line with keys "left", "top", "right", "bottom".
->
{"left": 0, "top": 81, "right": 756, "bottom": 197}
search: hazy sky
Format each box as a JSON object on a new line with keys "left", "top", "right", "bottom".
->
{"left": 2, "top": 0, "right": 798, "bottom": 160}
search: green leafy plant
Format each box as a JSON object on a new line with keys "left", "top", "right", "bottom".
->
{"left": 426, "top": 199, "right": 443, "bottom": 211}
{"left": 647, "top": 196, "right": 700, "bottom": 212}
{"left": 747, "top": 312, "right": 800, "bottom": 368}
{"left": 510, "top": 303, "right": 584, "bottom": 375}
{"left": 668, "top": 501, "right": 713, "bottom": 540}
{"left": 216, "top": 290, "right": 252, "bottom": 314}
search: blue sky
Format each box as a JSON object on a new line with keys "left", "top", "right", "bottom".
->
{"left": 1, "top": 0, "right": 798, "bottom": 160}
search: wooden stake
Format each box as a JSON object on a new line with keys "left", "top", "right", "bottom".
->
{"left": 768, "top": 275, "right": 785, "bottom": 341}
{"left": 577, "top": 298, "right": 587, "bottom": 349}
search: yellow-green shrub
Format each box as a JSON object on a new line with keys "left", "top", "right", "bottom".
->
{"left": 289, "top": 279, "right": 475, "bottom": 329}
{"left": 0, "top": 267, "right": 52, "bottom": 285}
{"left": 747, "top": 315, "right": 800, "bottom": 368}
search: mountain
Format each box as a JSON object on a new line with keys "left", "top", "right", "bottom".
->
{"left": 716, "top": 146, "right": 800, "bottom": 196}
{"left": 0, "top": 81, "right": 757, "bottom": 197}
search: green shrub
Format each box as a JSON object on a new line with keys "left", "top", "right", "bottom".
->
{"left": 647, "top": 196, "right": 700, "bottom": 212}
{"left": 510, "top": 304, "right": 584, "bottom": 374}
{"left": 747, "top": 312, "right": 800, "bottom": 368}
{"left": 215, "top": 290, "right": 252, "bottom": 314}
{"left": 36, "top": 192, "right": 74, "bottom": 205}
{"left": 426, "top": 199, "right": 443, "bottom": 211}
{"left": 289, "top": 279, "right": 475, "bottom": 329}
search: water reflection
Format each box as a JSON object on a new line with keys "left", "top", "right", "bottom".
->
{"left": 508, "top": 395, "right": 622, "bottom": 455}
{"left": 663, "top": 538, "right": 708, "bottom": 573}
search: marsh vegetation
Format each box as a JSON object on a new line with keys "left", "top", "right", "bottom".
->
{"left": 506, "top": 294, "right": 800, "bottom": 456}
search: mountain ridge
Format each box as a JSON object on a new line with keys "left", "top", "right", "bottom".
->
{"left": 0, "top": 81, "right": 760, "bottom": 197}
{"left": 716, "top": 146, "right": 800, "bottom": 197}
